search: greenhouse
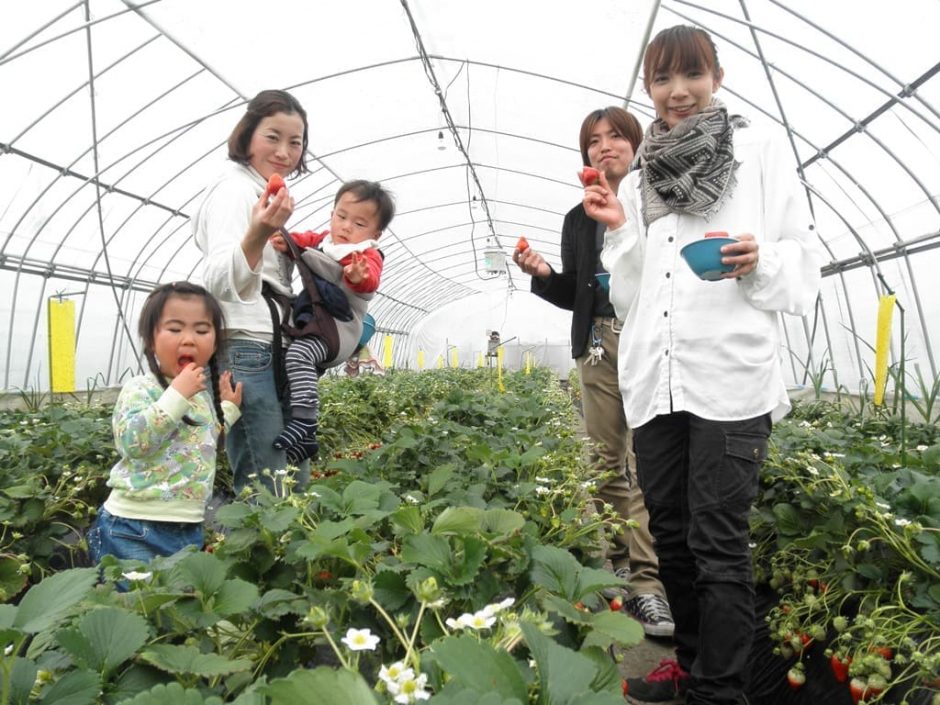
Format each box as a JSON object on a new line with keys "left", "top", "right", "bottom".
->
{"left": 1, "top": 1, "right": 938, "bottom": 704}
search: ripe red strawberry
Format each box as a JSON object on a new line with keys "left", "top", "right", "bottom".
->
{"left": 516, "top": 236, "right": 530, "bottom": 253}
{"left": 870, "top": 645, "right": 893, "bottom": 661}
{"left": 787, "top": 668, "right": 805, "bottom": 690}
{"left": 849, "top": 677, "right": 868, "bottom": 704}
{"left": 265, "top": 173, "right": 286, "bottom": 199}
{"left": 609, "top": 597, "right": 623, "bottom": 611}
{"left": 578, "top": 167, "right": 600, "bottom": 187}
{"left": 830, "top": 654, "right": 850, "bottom": 683}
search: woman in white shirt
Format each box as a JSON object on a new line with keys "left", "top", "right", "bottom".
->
{"left": 193, "top": 89, "right": 309, "bottom": 492}
{"left": 585, "top": 26, "right": 822, "bottom": 705}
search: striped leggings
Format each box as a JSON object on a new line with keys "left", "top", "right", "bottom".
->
{"left": 285, "top": 336, "right": 331, "bottom": 414}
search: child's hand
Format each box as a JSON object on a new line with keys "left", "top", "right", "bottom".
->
{"left": 171, "top": 362, "right": 206, "bottom": 399}
{"left": 269, "top": 232, "right": 289, "bottom": 253}
{"left": 344, "top": 252, "right": 370, "bottom": 285}
{"left": 220, "top": 370, "right": 243, "bottom": 408}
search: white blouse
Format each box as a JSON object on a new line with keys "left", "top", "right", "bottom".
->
{"left": 601, "top": 123, "right": 823, "bottom": 429}
{"left": 192, "top": 162, "right": 293, "bottom": 342}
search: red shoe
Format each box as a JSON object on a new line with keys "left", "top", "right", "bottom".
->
{"left": 622, "top": 658, "right": 689, "bottom": 703}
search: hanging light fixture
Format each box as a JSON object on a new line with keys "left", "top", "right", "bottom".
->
{"left": 437, "top": 130, "right": 446, "bottom": 151}
{"left": 482, "top": 237, "right": 506, "bottom": 275}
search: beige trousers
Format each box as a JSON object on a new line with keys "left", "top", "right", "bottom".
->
{"left": 576, "top": 318, "right": 664, "bottom": 598}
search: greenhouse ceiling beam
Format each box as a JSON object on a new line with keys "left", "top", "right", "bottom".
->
{"left": 0, "top": 0, "right": 160, "bottom": 66}
{"left": 83, "top": 0, "right": 140, "bottom": 387}
{"left": 803, "top": 184, "right": 889, "bottom": 380}
{"left": 394, "top": 198, "right": 567, "bottom": 221}
{"left": 626, "top": 0, "right": 662, "bottom": 104}
{"left": 399, "top": 0, "right": 516, "bottom": 292}
{"left": 737, "top": 0, "right": 815, "bottom": 220}
{"left": 821, "top": 230, "right": 940, "bottom": 277}
{"left": 766, "top": 0, "right": 940, "bottom": 124}
{"left": 311, "top": 125, "right": 577, "bottom": 164}
{"left": 802, "top": 60, "right": 940, "bottom": 171}
{"left": 665, "top": 1, "right": 940, "bottom": 134}
{"left": 379, "top": 268, "right": 474, "bottom": 311}
{"left": 6, "top": 35, "right": 163, "bottom": 148}
{"left": 0, "top": 143, "right": 185, "bottom": 225}
{"left": 0, "top": 254, "right": 158, "bottom": 293}
{"left": 4, "top": 6, "right": 166, "bottom": 386}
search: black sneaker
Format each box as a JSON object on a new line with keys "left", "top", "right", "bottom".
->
{"left": 623, "top": 594, "right": 675, "bottom": 637}
{"left": 622, "top": 658, "right": 689, "bottom": 703}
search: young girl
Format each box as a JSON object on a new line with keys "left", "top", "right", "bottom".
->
{"left": 584, "top": 26, "right": 822, "bottom": 705}
{"left": 86, "top": 282, "right": 242, "bottom": 564}
{"left": 192, "top": 89, "right": 309, "bottom": 493}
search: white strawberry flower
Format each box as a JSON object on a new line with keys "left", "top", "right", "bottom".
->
{"left": 341, "top": 627, "right": 380, "bottom": 651}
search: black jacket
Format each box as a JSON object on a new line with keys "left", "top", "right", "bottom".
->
{"left": 530, "top": 203, "right": 606, "bottom": 359}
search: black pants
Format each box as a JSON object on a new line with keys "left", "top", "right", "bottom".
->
{"left": 634, "top": 411, "right": 770, "bottom": 705}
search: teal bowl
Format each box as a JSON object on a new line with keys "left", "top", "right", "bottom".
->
{"left": 595, "top": 272, "right": 611, "bottom": 292}
{"left": 679, "top": 237, "right": 737, "bottom": 281}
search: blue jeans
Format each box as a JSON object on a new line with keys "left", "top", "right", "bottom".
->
{"left": 220, "top": 339, "right": 310, "bottom": 492}
{"left": 86, "top": 507, "right": 203, "bottom": 564}
{"left": 634, "top": 412, "right": 770, "bottom": 705}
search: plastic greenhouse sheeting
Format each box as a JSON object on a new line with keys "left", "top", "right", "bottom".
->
{"left": 1, "top": 0, "right": 939, "bottom": 394}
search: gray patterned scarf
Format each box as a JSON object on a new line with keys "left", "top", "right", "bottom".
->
{"left": 634, "top": 99, "right": 749, "bottom": 227}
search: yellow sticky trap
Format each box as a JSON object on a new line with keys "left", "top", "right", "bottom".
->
{"left": 525, "top": 352, "right": 532, "bottom": 375}
{"left": 476, "top": 352, "right": 484, "bottom": 368}
{"left": 873, "top": 294, "right": 896, "bottom": 406}
{"left": 382, "top": 334, "right": 394, "bottom": 369}
{"left": 417, "top": 350, "right": 425, "bottom": 370}
{"left": 450, "top": 348, "right": 459, "bottom": 368}
{"left": 48, "top": 298, "right": 76, "bottom": 393}
{"left": 436, "top": 355, "right": 444, "bottom": 369}
{"left": 497, "top": 345, "right": 505, "bottom": 392}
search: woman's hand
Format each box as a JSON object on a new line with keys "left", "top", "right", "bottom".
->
{"left": 243, "top": 189, "right": 294, "bottom": 268}
{"left": 220, "top": 370, "right": 243, "bottom": 408}
{"left": 512, "top": 245, "right": 551, "bottom": 278}
{"left": 171, "top": 362, "right": 206, "bottom": 399}
{"left": 720, "top": 233, "right": 759, "bottom": 278}
{"left": 582, "top": 171, "right": 626, "bottom": 230}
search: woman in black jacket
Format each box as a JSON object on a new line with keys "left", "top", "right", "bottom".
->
{"left": 513, "top": 106, "right": 673, "bottom": 638}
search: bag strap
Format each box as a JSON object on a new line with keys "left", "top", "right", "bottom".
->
{"left": 277, "top": 229, "right": 341, "bottom": 360}
{"left": 261, "top": 280, "right": 289, "bottom": 401}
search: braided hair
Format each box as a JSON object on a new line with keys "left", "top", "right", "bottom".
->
{"left": 138, "top": 282, "right": 228, "bottom": 436}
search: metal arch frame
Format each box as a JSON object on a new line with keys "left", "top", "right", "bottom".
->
{"left": 399, "top": 0, "right": 510, "bottom": 290}
{"left": 764, "top": 0, "right": 940, "bottom": 122}
{"left": 0, "top": 1, "right": 162, "bottom": 66}
{"left": 20, "top": 76, "right": 214, "bottom": 384}
{"left": 664, "top": 1, "right": 940, "bottom": 131}
{"left": 2, "top": 87, "right": 225, "bottom": 386}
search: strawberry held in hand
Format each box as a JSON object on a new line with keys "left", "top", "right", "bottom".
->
{"left": 516, "top": 236, "right": 530, "bottom": 253}
{"left": 265, "top": 173, "right": 286, "bottom": 199}
{"left": 578, "top": 166, "right": 601, "bottom": 187}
